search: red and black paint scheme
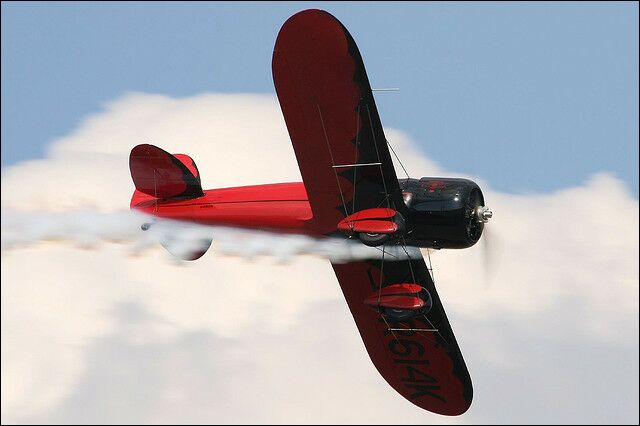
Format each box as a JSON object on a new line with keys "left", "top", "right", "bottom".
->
{"left": 130, "top": 144, "right": 313, "bottom": 233}
{"left": 129, "top": 9, "right": 493, "bottom": 416}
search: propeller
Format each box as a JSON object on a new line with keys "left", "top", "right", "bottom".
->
{"left": 476, "top": 206, "right": 501, "bottom": 287}
{"left": 466, "top": 155, "right": 499, "bottom": 285}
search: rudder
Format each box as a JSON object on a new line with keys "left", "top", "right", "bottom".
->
{"left": 129, "top": 144, "right": 204, "bottom": 199}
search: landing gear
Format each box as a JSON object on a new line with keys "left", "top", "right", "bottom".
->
{"left": 364, "top": 283, "right": 433, "bottom": 321}
{"left": 358, "top": 232, "right": 391, "bottom": 246}
{"left": 338, "top": 208, "right": 406, "bottom": 247}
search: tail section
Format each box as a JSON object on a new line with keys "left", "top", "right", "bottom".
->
{"left": 129, "top": 144, "right": 212, "bottom": 261}
{"left": 129, "top": 144, "right": 204, "bottom": 200}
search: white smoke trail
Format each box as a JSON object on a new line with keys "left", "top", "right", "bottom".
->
{"left": 0, "top": 208, "right": 422, "bottom": 263}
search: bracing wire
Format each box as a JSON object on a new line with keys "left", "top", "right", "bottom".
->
{"left": 377, "top": 245, "right": 386, "bottom": 304}
{"left": 386, "top": 138, "right": 411, "bottom": 180}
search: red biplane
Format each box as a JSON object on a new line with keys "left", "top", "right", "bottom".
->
{"left": 129, "top": 9, "right": 492, "bottom": 416}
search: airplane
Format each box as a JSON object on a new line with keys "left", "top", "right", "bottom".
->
{"left": 128, "top": 9, "right": 492, "bottom": 416}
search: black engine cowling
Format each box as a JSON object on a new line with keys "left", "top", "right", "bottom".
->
{"left": 399, "top": 177, "right": 488, "bottom": 249}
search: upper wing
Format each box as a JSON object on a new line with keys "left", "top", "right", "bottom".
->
{"left": 272, "top": 9, "right": 406, "bottom": 235}
{"left": 332, "top": 253, "right": 473, "bottom": 415}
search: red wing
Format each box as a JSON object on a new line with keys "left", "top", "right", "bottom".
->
{"left": 332, "top": 254, "right": 473, "bottom": 415}
{"left": 272, "top": 9, "right": 406, "bottom": 236}
{"left": 273, "top": 10, "right": 472, "bottom": 414}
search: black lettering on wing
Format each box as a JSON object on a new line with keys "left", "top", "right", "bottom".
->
{"left": 406, "top": 383, "right": 446, "bottom": 402}
{"left": 389, "top": 339, "right": 425, "bottom": 357}
{"left": 402, "top": 365, "right": 437, "bottom": 383}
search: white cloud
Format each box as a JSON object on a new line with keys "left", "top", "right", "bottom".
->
{"left": 1, "top": 92, "right": 638, "bottom": 424}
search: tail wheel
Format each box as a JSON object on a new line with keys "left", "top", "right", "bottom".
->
{"left": 358, "top": 232, "right": 391, "bottom": 246}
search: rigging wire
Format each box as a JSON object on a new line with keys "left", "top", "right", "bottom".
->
{"left": 377, "top": 244, "right": 386, "bottom": 304}
{"left": 386, "top": 138, "right": 411, "bottom": 181}
{"left": 400, "top": 236, "right": 416, "bottom": 284}
{"left": 365, "top": 104, "right": 391, "bottom": 209}
{"left": 317, "top": 104, "right": 349, "bottom": 217}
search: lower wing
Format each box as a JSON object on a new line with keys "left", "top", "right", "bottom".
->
{"left": 331, "top": 250, "right": 473, "bottom": 415}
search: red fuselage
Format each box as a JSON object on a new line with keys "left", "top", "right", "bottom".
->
{"left": 131, "top": 182, "right": 317, "bottom": 235}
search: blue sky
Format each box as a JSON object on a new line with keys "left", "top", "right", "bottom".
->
{"left": 2, "top": 1, "right": 638, "bottom": 196}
